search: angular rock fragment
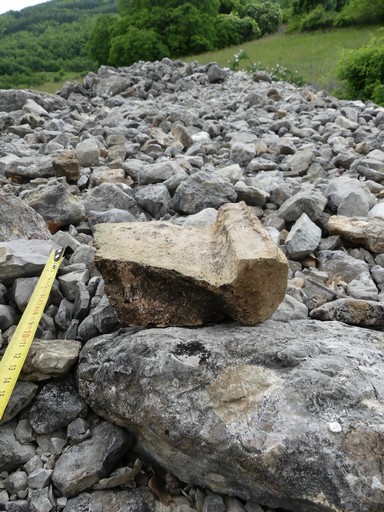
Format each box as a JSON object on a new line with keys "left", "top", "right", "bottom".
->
{"left": 170, "top": 170, "right": 237, "bottom": 215}
{"left": 0, "top": 239, "right": 56, "bottom": 282}
{"left": 94, "top": 202, "right": 288, "bottom": 326}
{"left": 20, "top": 339, "right": 82, "bottom": 381}
{"left": 29, "top": 377, "right": 87, "bottom": 434}
{"left": 21, "top": 180, "right": 85, "bottom": 232}
{"left": 52, "top": 421, "right": 132, "bottom": 498}
{"left": 277, "top": 188, "right": 327, "bottom": 222}
{"left": 317, "top": 249, "right": 369, "bottom": 283}
{"left": 285, "top": 213, "right": 322, "bottom": 259}
{"left": 328, "top": 215, "right": 384, "bottom": 253}
{"left": 0, "top": 193, "right": 51, "bottom": 242}
{"left": 52, "top": 151, "right": 80, "bottom": 183}
{"left": 0, "top": 422, "right": 36, "bottom": 472}
{"left": 310, "top": 298, "right": 384, "bottom": 326}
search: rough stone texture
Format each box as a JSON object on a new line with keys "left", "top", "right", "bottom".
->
{"left": 0, "top": 382, "right": 39, "bottom": 424}
{"left": 78, "top": 320, "right": 384, "bottom": 512}
{"left": 0, "top": 422, "right": 36, "bottom": 472}
{"left": 20, "top": 339, "right": 81, "bottom": 381}
{"left": 285, "top": 213, "right": 322, "bottom": 258}
{"left": 29, "top": 377, "right": 87, "bottom": 434}
{"left": 3, "top": 59, "right": 384, "bottom": 512}
{"left": 327, "top": 215, "right": 384, "bottom": 253}
{"left": 170, "top": 170, "right": 237, "bottom": 215}
{"left": 63, "top": 489, "right": 157, "bottom": 512}
{"left": 0, "top": 239, "right": 56, "bottom": 282}
{"left": 317, "top": 250, "right": 369, "bottom": 283}
{"left": 94, "top": 202, "right": 288, "bottom": 326}
{"left": 21, "top": 181, "right": 85, "bottom": 232}
{"left": 0, "top": 193, "right": 51, "bottom": 242}
{"left": 310, "top": 297, "right": 384, "bottom": 326}
{"left": 52, "top": 421, "right": 132, "bottom": 498}
{"left": 52, "top": 151, "right": 80, "bottom": 183}
{"left": 277, "top": 189, "right": 327, "bottom": 222}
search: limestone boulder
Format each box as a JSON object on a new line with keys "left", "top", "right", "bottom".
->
{"left": 327, "top": 215, "right": 384, "bottom": 253}
{"left": 94, "top": 202, "right": 288, "bottom": 326}
{"left": 78, "top": 319, "right": 384, "bottom": 512}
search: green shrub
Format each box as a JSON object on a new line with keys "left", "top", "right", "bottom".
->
{"left": 335, "top": 0, "right": 384, "bottom": 27}
{"left": 108, "top": 27, "right": 169, "bottom": 67}
{"left": 300, "top": 5, "right": 335, "bottom": 31}
{"left": 336, "top": 33, "right": 384, "bottom": 104}
{"left": 219, "top": 0, "right": 241, "bottom": 14}
{"left": 88, "top": 14, "right": 118, "bottom": 67}
{"left": 240, "top": 1, "right": 282, "bottom": 35}
{"left": 216, "top": 13, "right": 261, "bottom": 48}
{"left": 164, "top": 3, "right": 217, "bottom": 55}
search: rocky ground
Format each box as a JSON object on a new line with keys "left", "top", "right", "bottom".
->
{"left": 1, "top": 59, "right": 384, "bottom": 512}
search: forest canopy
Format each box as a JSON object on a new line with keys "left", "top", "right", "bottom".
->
{"left": 88, "top": 0, "right": 284, "bottom": 67}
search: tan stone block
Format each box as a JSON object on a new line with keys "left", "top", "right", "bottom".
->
{"left": 94, "top": 202, "right": 288, "bottom": 326}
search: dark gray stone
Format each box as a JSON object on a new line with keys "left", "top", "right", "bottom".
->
{"left": 29, "top": 377, "right": 88, "bottom": 434}
{"left": 0, "top": 193, "right": 51, "bottom": 242}
{"left": 171, "top": 170, "right": 237, "bottom": 215}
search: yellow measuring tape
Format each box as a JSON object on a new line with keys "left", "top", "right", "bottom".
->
{"left": 0, "top": 247, "right": 64, "bottom": 421}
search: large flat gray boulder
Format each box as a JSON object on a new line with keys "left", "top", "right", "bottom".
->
{"left": 78, "top": 319, "right": 384, "bottom": 512}
{"left": 94, "top": 202, "right": 288, "bottom": 326}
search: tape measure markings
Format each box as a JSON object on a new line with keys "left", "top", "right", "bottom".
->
{"left": 0, "top": 247, "right": 64, "bottom": 420}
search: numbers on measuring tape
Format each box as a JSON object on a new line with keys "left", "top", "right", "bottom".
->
{"left": 0, "top": 247, "right": 65, "bottom": 420}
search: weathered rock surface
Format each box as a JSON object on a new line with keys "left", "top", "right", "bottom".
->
{"left": 78, "top": 320, "right": 384, "bottom": 512}
{"left": 94, "top": 202, "right": 288, "bottom": 326}
{"left": 20, "top": 339, "right": 81, "bottom": 381}
{"left": 0, "top": 193, "right": 51, "bottom": 242}
{"left": 328, "top": 215, "right": 384, "bottom": 253}
{"left": 0, "top": 239, "right": 56, "bottom": 282}
{"left": 52, "top": 421, "right": 132, "bottom": 498}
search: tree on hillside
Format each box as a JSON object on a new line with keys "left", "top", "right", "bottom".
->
{"left": 89, "top": 0, "right": 284, "bottom": 67}
{"left": 118, "top": 0, "right": 220, "bottom": 17}
{"left": 219, "top": 0, "right": 242, "bottom": 14}
{"left": 335, "top": 0, "right": 384, "bottom": 26}
{"left": 88, "top": 14, "right": 118, "bottom": 66}
{"left": 293, "top": 0, "right": 346, "bottom": 14}
{"left": 240, "top": 1, "right": 282, "bottom": 35}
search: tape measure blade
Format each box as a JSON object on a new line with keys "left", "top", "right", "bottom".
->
{"left": 0, "top": 247, "right": 64, "bottom": 420}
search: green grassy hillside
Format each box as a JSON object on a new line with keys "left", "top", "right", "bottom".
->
{"left": 185, "top": 25, "right": 382, "bottom": 94}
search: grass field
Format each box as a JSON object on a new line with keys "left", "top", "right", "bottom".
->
{"left": 34, "top": 25, "right": 382, "bottom": 96}
{"left": 185, "top": 25, "right": 383, "bottom": 94}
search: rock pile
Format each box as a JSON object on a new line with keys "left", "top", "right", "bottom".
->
{"left": 1, "top": 59, "right": 384, "bottom": 512}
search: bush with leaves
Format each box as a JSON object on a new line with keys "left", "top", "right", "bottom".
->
{"left": 336, "top": 32, "right": 384, "bottom": 105}
{"left": 300, "top": 5, "right": 334, "bottom": 31}
{"left": 216, "top": 13, "right": 261, "bottom": 48}
{"left": 88, "top": 14, "right": 118, "bottom": 67}
{"left": 109, "top": 26, "right": 169, "bottom": 67}
{"left": 240, "top": 1, "right": 282, "bottom": 36}
{"left": 335, "top": 0, "right": 384, "bottom": 27}
{"left": 219, "top": 0, "right": 242, "bottom": 14}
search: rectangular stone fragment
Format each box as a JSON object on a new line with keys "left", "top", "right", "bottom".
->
{"left": 94, "top": 202, "right": 288, "bottom": 326}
